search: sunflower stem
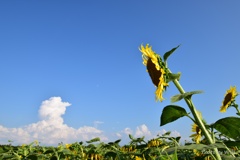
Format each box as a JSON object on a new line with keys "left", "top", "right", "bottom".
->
{"left": 186, "top": 115, "right": 196, "bottom": 124}
{"left": 167, "top": 69, "right": 222, "bottom": 160}
{"left": 233, "top": 103, "right": 240, "bottom": 116}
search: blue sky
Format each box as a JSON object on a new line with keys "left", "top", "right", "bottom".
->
{"left": 0, "top": 1, "right": 240, "bottom": 145}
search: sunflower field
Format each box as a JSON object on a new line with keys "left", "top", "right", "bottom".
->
{"left": 1, "top": 132, "right": 240, "bottom": 160}
{"left": 1, "top": 132, "right": 239, "bottom": 160}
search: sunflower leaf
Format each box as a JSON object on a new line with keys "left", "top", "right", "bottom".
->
{"left": 86, "top": 137, "right": 100, "bottom": 143}
{"left": 167, "top": 72, "right": 181, "bottom": 82}
{"left": 171, "top": 90, "right": 203, "bottom": 103}
{"left": 171, "top": 94, "right": 184, "bottom": 103}
{"left": 212, "top": 117, "right": 240, "bottom": 140}
{"left": 163, "top": 45, "right": 180, "bottom": 62}
{"left": 160, "top": 105, "right": 188, "bottom": 126}
{"left": 162, "top": 131, "right": 171, "bottom": 136}
{"left": 184, "top": 90, "right": 204, "bottom": 99}
{"left": 177, "top": 143, "right": 225, "bottom": 150}
{"left": 223, "top": 140, "right": 240, "bottom": 148}
{"left": 177, "top": 143, "right": 208, "bottom": 150}
{"left": 129, "top": 134, "right": 134, "bottom": 140}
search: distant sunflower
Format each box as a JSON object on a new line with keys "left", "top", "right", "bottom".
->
{"left": 190, "top": 123, "right": 202, "bottom": 144}
{"left": 65, "top": 144, "right": 71, "bottom": 149}
{"left": 139, "top": 44, "right": 168, "bottom": 102}
{"left": 220, "top": 86, "right": 238, "bottom": 112}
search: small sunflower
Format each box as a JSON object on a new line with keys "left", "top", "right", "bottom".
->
{"left": 190, "top": 123, "right": 202, "bottom": 144}
{"left": 65, "top": 143, "right": 71, "bottom": 149}
{"left": 139, "top": 44, "right": 168, "bottom": 102}
{"left": 220, "top": 86, "right": 238, "bottom": 112}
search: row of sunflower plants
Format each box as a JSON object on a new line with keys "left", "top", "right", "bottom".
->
{"left": 139, "top": 44, "right": 240, "bottom": 160}
{"left": 0, "top": 133, "right": 204, "bottom": 160}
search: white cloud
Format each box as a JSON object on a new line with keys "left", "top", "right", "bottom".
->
{"left": 0, "top": 97, "right": 108, "bottom": 145}
{"left": 0, "top": 97, "right": 182, "bottom": 146}
{"left": 115, "top": 125, "right": 181, "bottom": 144}
{"left": 38, "top": 97, "right": 70, "bottom": 125}
{"left": 155, "top": 129, "right": 181, "bottom": 137}
{"left": 116, "top": 133, "right": 122, "bottom": 138}
{"left": 115, "top": 124, "right": 152, "bottom": 142}
{"left": 93, "top": 121, "right": 104, "bottom": 128}
{"left": 123, "top": 127, "right": 133, "bottom": 135}
{"left": 135, "top": 124, "right": 151, "bottom": 137}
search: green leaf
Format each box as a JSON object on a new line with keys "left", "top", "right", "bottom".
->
{"left": 171, "top": 90, "right": 203, "bottom": 103}
{"left": 129, "top": 134, "right": 134, "bottom": 140}
{"left": 86, "top": 137, "right": 100, "bottom": 143}
{"left": 162, "top": 131, "right": 171, "bottom": 136}
{"left": 61, "top": 149, "right": 72, "bottom": 155}
{"left": 114, "top": 139, "right": 121, "bottom": 144}
{"left": 171, "top": 94, "right": 183, "bottom": 103}
{"left": 136, "top": 136, "right": 145, "bottom": 142}
{"left": 167, "top": 72, "right": 181, "bottom": 82}
{"left": 105, "top": 151, "right": 117, "bottom": 158}
{"left": 178, "top": 143, "right": 225, "bottom": 150}
{"left": 223, "top": 140, "right": 240, "bottom": 148}
{"left": 163, "top": 45, "right": 180, "bottom": 62}
{"left": 212, "top": 117, "right": 240, "bottom": 140}
{"left": 177, "top": 144, "right": 207, "bottom": 150}
{"left": 172, "top": 136, "right": 181, "bottom": 143}
{"left": 221, "top": 155, "right": 236, "bottom": 160}
{"left": 26, "top": 155, "right": 38, "bottom": 160}
{"left": 160, "top": 105, "right": 188, "bottom": 126}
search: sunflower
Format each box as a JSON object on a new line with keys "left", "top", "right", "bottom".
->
{"left": 190, "top": 123, "right": 202, "bottom": 144}
{"left": 220, "top": 86, "right": 238, "bottom": 112}
{"left": 139, "top": 44, "right": 168, "bottom": 102}
{"left": 65, "top": 143, "right": 71, "bottom": 149}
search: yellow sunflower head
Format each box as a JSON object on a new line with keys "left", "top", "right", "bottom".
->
{"left": 190, "top": 123, "right": 202, "bottom": 144}
{"left": 220, "top": 86, "right": 238, "bottom": 113}
{"left": 139, "top": 44, "right": 168, "bottom": 102}
{"left": 65, "top": 143, "right": 71, "bottom": 149}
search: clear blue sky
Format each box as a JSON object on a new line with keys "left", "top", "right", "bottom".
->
{"left": 0, "top": 1, "right": 240, "bottom": 145}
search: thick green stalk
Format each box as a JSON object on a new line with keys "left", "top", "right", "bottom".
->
{"left": 167, "top": 69, "right": 222, "bottom": 160}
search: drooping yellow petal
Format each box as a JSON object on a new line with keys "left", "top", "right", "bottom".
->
{"left": 139, "top": 44, "right": 160, "bottom": 70}
{"left": 155, "top": 69, "right": 168, "bottom": 102}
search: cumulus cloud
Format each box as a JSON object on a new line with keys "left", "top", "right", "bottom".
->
{"left": 135, "top": 124, "right": 151, "bottom": 137}
{"left": 115, "top": 124, "right": 152, "bottom": 142}
{"left": 156, "top": 129, "right": 181, "bottom": 137}
{"left": 123, "top": 127, "right": 133, "bottom": 135}
{"left": 0, "top": 97, "right": 182, "bottom": 145}
{"left": 38, "top": 97, "right": 70, "bottom": 125}
{"left": 0, "top": 97, "right": 107, "bottom": 145}
{"left": 119, "top": 124, "right": 152, "bottom": 138}
{"left": 116, "top": 125, "right": 181, "bottom": 143}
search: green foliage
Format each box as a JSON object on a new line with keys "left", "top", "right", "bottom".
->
{"left": 171, "top": 90, "right": 203, "bottom": 103}
{"left": 163, "top": 45, "right": 180, "bottom": 62}
{"left": 86, "top": 137, "right": 101, "bottom": 143}
{"left": 213, "top": 117, "right": 240, "bottom": 140}
{"left": 0, "top": 134, "right": 199, "bottom": 160}
{"left": 160, "top": 105, "right": 188, "bottom": 126}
